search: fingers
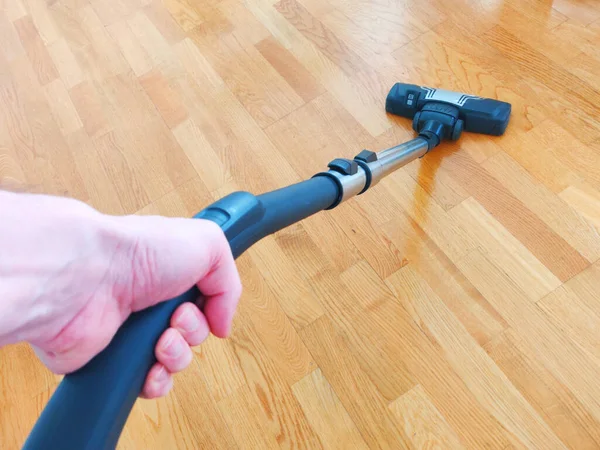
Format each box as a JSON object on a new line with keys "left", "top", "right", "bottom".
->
{"left": 155, "top": 328, "right": 193, "bottom": 373}
{"left": 145, "top": 303, "right": 210, "bottom": 398}
{"left": 196, "top": 222, "right": 243, "bottom": 338}
{"left": 141, "top": 363, "right": 173, "bottom": 399}
{"left": 171, "top": 302, "right": 210, "bottom": 346}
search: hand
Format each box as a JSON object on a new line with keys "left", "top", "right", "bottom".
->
{"left": 0, "top": 190, "right": 242, "bottom": 398}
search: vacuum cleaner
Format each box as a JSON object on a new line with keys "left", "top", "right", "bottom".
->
{"left": 23, "top": 83, "right": 511, "bottom": 450}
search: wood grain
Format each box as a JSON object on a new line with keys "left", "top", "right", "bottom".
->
{"left": 389, "top": 384, "right": 465, "bottom": 450}
{"left": 3, "top": 0, "right": 600, "bottom": 448}
{"left": 14, "top": 15, "right": 58, "bottom": 85}
{"left": 299, "top": 315, "right": 412, "bottom": 449}
{"left": 292, "top": 368, "right": 369, "bottom": 449}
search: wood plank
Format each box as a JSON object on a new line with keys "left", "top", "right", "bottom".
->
{"left": 14, "top": 15, "right": 58, "bottom": 85}
{"left": 566, "top": 262, "right": 600, "bottom": 314}
{"left": 46, "top": 38, "right": 84, "bottom": 89}
{"left": 139, "top": 67, "right": 189, "bottom": 128}
{"left": 227, "top": 325, "right": 322, "bottom": 448}
{"left": 551, "top": 0, "right": 600, "bottom": 26}
{"left": 255, "top": 35, "right": 325, "bottom": 103}
{"left": 0, "top": 343, "right": 56, "bottom": 449}
{"left": 537, "top": 284, "right": 600, "bottom": 365}
{"left": 551, "top": 19, "right": 600, "bottom": 61}
{"left": 172, "top": 37, "right": 224, "bottom": 90}
{"left": 65, "top": 128, "right": 125, "bottom": 215}
{"left": 482, "top": 25, "right": 600, "bottom": 144}
{"left": 559, "top": 183, "right": 600, "bottom": 230}
{"left": 87, "top": 0, "right": 142, "bottom": 26}
{"left": 172, "top": 359, "right": 239, "bottom": 450}
{"left": 92, "top": 130, "right": 152, "bottom": 212}
{"left": 483, "top": 151, "right": 600, "bottom": 263}
{"left": 254, "top": 0, "right": 391, "bottom": 136}
{"left": 196, "top": 335, "right": 247, "bottom": 403}
{"left": 42, "top": 78, "right": 83, "bottom": 135}
{"left": 485, "top": 329, "right": 600, "bottom": 449}
{"left": 144, "top": 0, "right": 186, "bottom": 45}
{"left": 386, "top": 265, "right": 567, "bottom": 449}
{"left": 495, "top": 1, "right": 571, "bottom": 63}
{"left": 448, "top": 197, "right": 562, "bottom": 302}
{"left": 274, "top": 0, "right": 387, "bottom": 117}
{"left": 167, "top": 58, "right": 301, "bottom": 194}
{"left": 5, "top": 55, "right": 87, "bottom": 199}
{"left": 0, "top": 94, "right": 27, "bottom": 190}
{"left": 457, "top": 249, "right": 600, "bottom": 425}
{"left": 0, "top": 13, "right": 25, "bottom": 63}
{"left": 248, "top": 235, "right": 325, "bottom": 329}
{"left": 299, "top": 315, "right": 412, "bottom": 449}
{"left": 441, "top": 150, "right": 590, "bottom": 282}
{"left": 389, "top": 384, "right": 465, "bottom": 450}
{"left": 171, "top": 117, "right": 232, "bottom": 192}
{"left": 217, "top": 0, "right": 271, "bottom": 45}
{"left": 190, "top": 27, "right": 303, "bottom": 129}
{"left": 2, "top": 0, "right": 27, "bottom": 21}
{"left": 525, "top": 120, "right": 600, "bottom": 192}
{"left": 218, "top": 386, "right": 279, "bottom": 449}
{"left": 106, "top": 20, "right": 153, "bottom": 77}
{"left": 292, "top": 369, "right": 368, "bottom": 449}
{"left": 232, "top": 252, "right": 318, "bottom": 386}
{"left": 537, "top": 263, "right": 600, "bottom": 363}
{"left": 52, "top": 4, "right": 130, "bottom": 80}
{"left": 309, "top": 261, "right": 515, "bottom": 449}
{"left": 128, "top": 10, "right": 177, "bottom": 69}
{"left": 402, "top": 153, "right": 470, "bottom": 211}
{"left": 69, "top": 80, "right": 112, "bottom": 138}
{"left": 380, "top": 207, "right": 508, "bottom": 347}
{"left": 160, "top": 0, "right": 203, "bottom": 32}
{"left": 21, "top": 0, "right": 60, "bottom": 44}
{"left": 382, "top": 165, "right": 478, "bottom": 261}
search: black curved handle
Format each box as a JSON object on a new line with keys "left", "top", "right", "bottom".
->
{"left": 23, "top": 177, "right": 339, "bottom": 450}
{"left": 23, "top": 288, "right": 200, "bottom": 450}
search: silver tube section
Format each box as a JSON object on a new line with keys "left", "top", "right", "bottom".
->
{"left": 315, "top": 137, "right": 429, "bottom": 207}
{"left": 325, "top": 167, "right": 368, "bottom": 204}
{"left": 368, "top": 138, "right": 429, "bottom": 186}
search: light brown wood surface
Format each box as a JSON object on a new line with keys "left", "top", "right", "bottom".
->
{"left": 1, "top": 0, "right": 600, "bottom": 448}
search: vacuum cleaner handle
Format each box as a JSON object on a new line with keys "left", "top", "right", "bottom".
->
{"left": 385, "top": 83, "right": 511, "bottom": 136}
{"left": 22, "top": 176, "right": 340, "bottom": 450}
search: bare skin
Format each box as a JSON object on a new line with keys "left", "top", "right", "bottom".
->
{"left": 0, "top": 190, "right": 242, "bottom": 398}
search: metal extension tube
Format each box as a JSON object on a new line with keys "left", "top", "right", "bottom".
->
{"left": 321, "top": 137, "right": 429, "bottom": 205}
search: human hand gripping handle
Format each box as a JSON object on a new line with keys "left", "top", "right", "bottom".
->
{"left": 23, "top": 176, "right": 340, "bottom": 450}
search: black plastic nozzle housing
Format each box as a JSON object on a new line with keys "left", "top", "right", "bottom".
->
{"left": 385, "top": 83, "right": 511, "bottom": 137}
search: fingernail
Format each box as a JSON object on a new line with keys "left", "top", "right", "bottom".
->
{"left": 163, "top": 333, "right": 182, "bottom": 357}
{"left": 177, "top": 309, "right": 199, "bottom": 333}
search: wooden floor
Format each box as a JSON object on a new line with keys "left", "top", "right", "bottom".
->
{"left": 2, "top": 0, "right": 600, "bottom": 448}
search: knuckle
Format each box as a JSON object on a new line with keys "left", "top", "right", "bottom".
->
{"left": 230, "top": 276, "right": 243, "bottom": 301}
{"left": 200, "top": 218, "right": 223, "bottom": 242}
{"left": 202, "top": 220, "right": 230, "bottom": 252}
{"left": 190, "top": 329, "right": 209, "bottom": 347}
